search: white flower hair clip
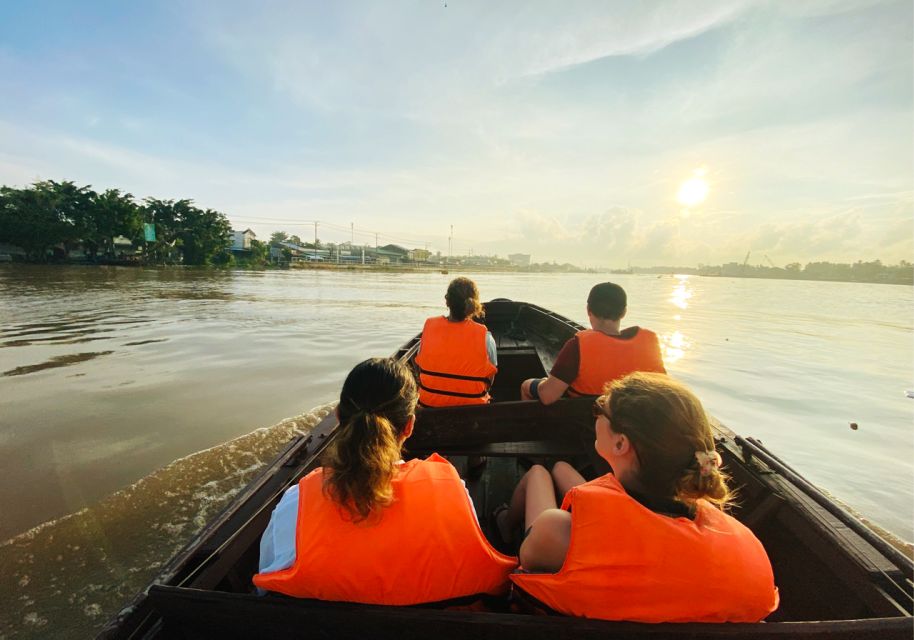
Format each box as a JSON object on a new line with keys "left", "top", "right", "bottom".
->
{"left": 695, "top": 450, "right": 722, "bottom": 477}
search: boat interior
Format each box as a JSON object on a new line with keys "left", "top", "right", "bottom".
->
{"left": 103, "top": 301, "right": 913, "bottom": 639}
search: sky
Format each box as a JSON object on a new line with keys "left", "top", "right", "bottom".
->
{"left": 0, "top": 0, "right": 911, "bottom": 267}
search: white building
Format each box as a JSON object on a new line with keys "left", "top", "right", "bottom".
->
{"left": 508, "top": 253, "right": 531, "bottom": 267}
{"left": 230, "top": 229, "right": 256, "bottom": 251}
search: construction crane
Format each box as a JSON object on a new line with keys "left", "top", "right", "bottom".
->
{"left": 742, "top": 250, "right": 751, "bottom": 266}
{"left": 764, "top": 254, "right": 777, "bottom": 268}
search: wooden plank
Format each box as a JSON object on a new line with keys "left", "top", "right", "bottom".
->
{"left": 411, "top": 440, "right": 584, "bottom": 458}
{"left": 526, "top": 334, "right": 564, "bottom": 374}
{"left": 411, "top": 398, "right": 594, "bottom": 450}
{"left": 498, "top": 335, "right": 519, "bottom": 349}
{"left": 715, "top": 438, "right": 911, "bottom": 619}
{"left": 741, "top": 494, "right": 786, "bottom": 531}
{"left": 148, "top": 586, "right": 914, "bottom": 640}
{"left": 774, "top": 499, "right": 911, "bottom": 618}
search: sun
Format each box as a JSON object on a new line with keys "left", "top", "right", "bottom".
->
{"left": 677, "top": 171, "right": 709, "bottom": 208}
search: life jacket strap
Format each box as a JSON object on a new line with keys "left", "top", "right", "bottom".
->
{"left": 416, "top": 365, "right": 493, "bottom": 385}
{"left": 417, "top": 381, "right": 489, "bottom": 399}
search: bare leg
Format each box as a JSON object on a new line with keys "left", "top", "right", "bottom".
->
{"left": 519, "top": 378, "right": 535, "bottom": 400}
{"left": 551, "top": 461, "right": 587, "bottom": 502}
{"left": 496, "top": 464, "right": 557, "bottom": 542}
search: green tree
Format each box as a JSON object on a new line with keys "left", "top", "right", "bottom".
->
{"left": 249, "top": 238, "right": 270, "bottom": 263}
{"left": 178, "top": 207, "right": 233, "bottom": 265}
{"left": 269, "top": 231, "right": 289, "bottom": 245}
{"left": 142, "top": 198, "right": 186, "bottom": 263}
{"left": 142, "top": 198, "right": 179, "bottom": 263}
{"left": 233, "top": 238, "right": 271, "bottom": 268}
{"left": 46, "top": 180, "right": 97, "bottom": 256}
{"left": 0, "top": 182, "right": 75, "bottom": 260}
{"left": 90, "top": 189, "right": 142, "bottom": 257}
{"left": 851, "top": 259, "right": 883, "bottom": 282}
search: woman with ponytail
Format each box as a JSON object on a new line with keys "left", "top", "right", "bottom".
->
{"left": 414, "top": 277, "right": 498, "bottom": 407}
{"left": 500, "top": 372, "right": 779, "bottom": 623}
{"left": 254, "top": 358, "right": 516, "bottom": 604}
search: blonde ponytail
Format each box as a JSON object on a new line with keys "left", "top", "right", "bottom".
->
{"left": 320, "top": 358, "right": 418, "bottom": 523}
{"left": 676, "top": 460, "right": 732, "bottom": 508}
{"left": 322, "top": 412, "right": 402, "bottom": 522}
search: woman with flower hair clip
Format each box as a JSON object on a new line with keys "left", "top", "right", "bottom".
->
{"left": 498, "top": 372, "right": 778, "bottom": 622}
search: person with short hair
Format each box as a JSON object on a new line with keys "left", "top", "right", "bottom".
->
{"left": 498, "top": 373, "right": 778, "bottom": 623}
{"left": 415, "top": 277, "right": 498, "bottom": 407}
{"left": 520, "top": 282, "right": 665, "bottom": 404}
{"left": 254, "top": 358, "right": 516, "bottom": 604}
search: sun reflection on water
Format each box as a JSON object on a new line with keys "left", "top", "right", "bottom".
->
{"left": 669, "top": 276, "right": 693, "bottom": 310}
{"left": 662, "top": 276, "right": 694, "bottom": 365}
{"left": 661, "top": 330, "right": 689, "bottom": 365}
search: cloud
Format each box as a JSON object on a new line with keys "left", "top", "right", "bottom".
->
{"left": 740, "top": 200, "right": 913, "bottom": 263}
{"left": 496, "top": 206, "right": 695, "bottom": 265}
{"left": 0, "top": 1, "right": 910, "bottom": 266}
{"left": 195, "top": 1, "right": 760, "bottom": 116}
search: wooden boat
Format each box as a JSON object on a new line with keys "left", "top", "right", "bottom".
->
{"left": 99, "top": 299, "right": 913, "bottom": 639}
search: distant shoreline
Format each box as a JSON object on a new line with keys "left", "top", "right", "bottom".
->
{"left": 2, "top": 260, "right": 910, "bottom": 285}
{"left": 294, "top": 263, "right": 914, "bottom": 285}
{"left": 696, "top": 273, "right": 912, "bottom": 286}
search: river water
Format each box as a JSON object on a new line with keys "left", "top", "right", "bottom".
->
{"left": 1, "top": 265, "right": 912, "bottom": 637}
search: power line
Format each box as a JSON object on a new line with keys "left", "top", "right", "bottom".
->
{"left": 229, "top": 215, "right": 438, "bottom": 242}
{"left": 229, "top": 216, "right": 459, "bottom": 252}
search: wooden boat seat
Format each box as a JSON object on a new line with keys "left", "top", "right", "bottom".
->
{"left": 147, "top": 585, "right": 913, "bottom": 640}
{"left": 411, "top": 439, "right": 582, "bottom": 458}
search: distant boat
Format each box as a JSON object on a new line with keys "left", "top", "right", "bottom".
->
{"left": 100, "top": 300, "right": 913, "bottom": 639}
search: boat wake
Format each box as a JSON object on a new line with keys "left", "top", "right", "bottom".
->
{"left": 0, "top": 404, "right": 333, "bottom": 639}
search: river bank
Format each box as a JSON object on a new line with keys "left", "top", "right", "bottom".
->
{"left": 2, "top": 258, "right": 909, "bottom": 284}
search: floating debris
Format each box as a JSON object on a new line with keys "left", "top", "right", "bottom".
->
{"left": 905, "top": 390, "right": 914, "bottom": 399}
{"left": 849, "top": 422, "right": 859, "bottom": 430}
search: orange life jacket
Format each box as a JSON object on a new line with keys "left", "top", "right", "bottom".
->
{"left": 568, "top": 328, "right": 666, "bottom": 396}
{"left": 511, "top": 474, "right": 779, "bottom": 623}
{"left": 253, "top": 454, "right": 517, "bottom": 605}
{"left": 414, "top": 316, "right": 497, "bottom": 407}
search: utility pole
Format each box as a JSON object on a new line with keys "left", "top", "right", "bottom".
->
{"left": 314, "top": 221, "right": 318, "bottom": 247}
{"left": 448, "top": 225, "right": 453, "bottom": 264}
{"left": 351, "top": 222, "right": 354, "bottom": 245}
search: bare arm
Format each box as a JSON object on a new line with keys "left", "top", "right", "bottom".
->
{"left": 518, "top": 335, "right": 577, "bottom": 404}
{"left": 520, "top": 375, "right": 569, "bottom": 405}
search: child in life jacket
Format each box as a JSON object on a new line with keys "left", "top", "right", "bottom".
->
{"left": 414, "top": 277, "right": 497, "bottom": 407}
{"left": 254, "top": 358, "right": 516, "bottom": 604}
{"left": 498, "top": 372, "right": 779, "bottom": 622}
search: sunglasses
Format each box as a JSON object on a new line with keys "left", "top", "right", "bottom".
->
{"left": 592, "top": 398, "right": 610, "bottom": 420}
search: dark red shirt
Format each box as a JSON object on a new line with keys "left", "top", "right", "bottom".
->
{"left": 550, "top": 327, "right": 645, "bottom": 384}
